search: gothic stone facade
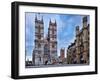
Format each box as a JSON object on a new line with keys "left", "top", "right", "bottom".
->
{"left": 32, "top": 16, "right": 57, "bottom": 66}
{"left": 59, "top": 48, "right": 65, "bottom": 63}
{"left": 67, "top": 16, "right": 89, "bottom": 64}
{"left": 48, "top": 20, "right": 57, "bottom": 64}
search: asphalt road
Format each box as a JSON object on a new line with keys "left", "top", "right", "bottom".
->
{"left": 26, "top": 64, "right": 89, "bottom": 68}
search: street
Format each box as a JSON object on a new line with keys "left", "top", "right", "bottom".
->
{"left": 26, "top": 64, "right": 89, "bottom": 68}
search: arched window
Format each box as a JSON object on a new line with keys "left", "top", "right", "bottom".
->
{"left": 38, "top": 43, "right": 41, "bottom": 48}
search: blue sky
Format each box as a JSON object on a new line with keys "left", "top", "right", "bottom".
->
{"left": 25, "top": 12, "right": 89, "bottom": 60}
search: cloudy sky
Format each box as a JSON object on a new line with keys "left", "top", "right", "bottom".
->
{"left": 25, "top": 12, "right": 89, "bottom": 61}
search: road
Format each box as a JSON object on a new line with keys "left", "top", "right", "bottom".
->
{"left": 26, "top": 64, "right": 89, "bottom": 68}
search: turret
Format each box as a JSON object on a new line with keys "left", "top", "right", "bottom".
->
{"left": 49, "top": 19, "right": 51, "bottom": 25}
{"left": 83, "top": 16, "right": 87, "bottom": 28}
{"left": 35, "top": 15, "right": 37, "bottom": 22}
{"left": 55, "top": 20, "right": 57, "bottom": 26}
{"left": 76, "top": 26, "right": 79, "bottom": 36}
{"left": 41, "top": 16, "right": 44, "bottom": 24}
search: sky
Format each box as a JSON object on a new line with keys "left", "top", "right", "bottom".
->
{"left": 25, "top": 12, "right": 89, "bottom": 61}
